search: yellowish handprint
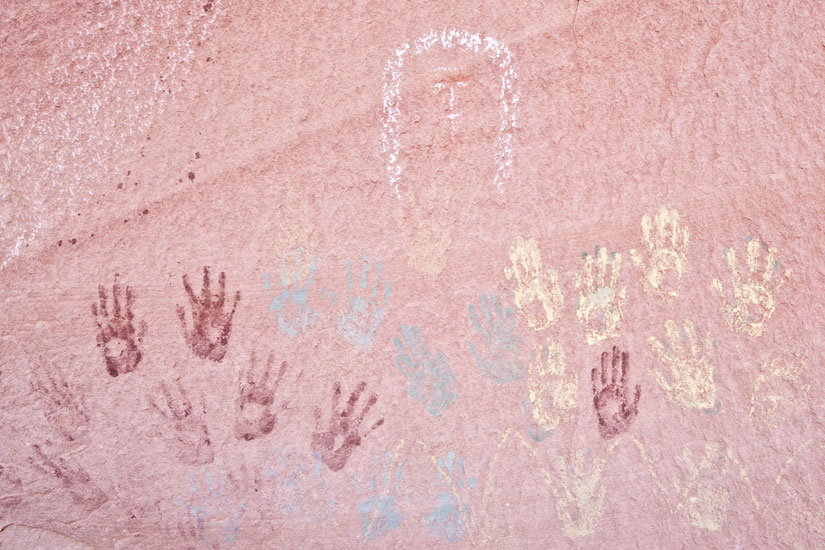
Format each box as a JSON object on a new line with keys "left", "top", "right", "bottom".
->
{"left": 673, "top": 443, "right": 735, "bottom": 531}
{"left": 526, "top": 340, "right": 577, "bottom": 434}
{"left": 504, "top": 237, "right": 564, "bottom": 331}
{"left": 648, "top": 320, "right": 717, "bottom": 411}
{"left": 749, "top": 349, "right": 809, "bottom": 431}
{"left": 553, "top": 450, "right": 606, "bottom": 539}
{"left": 574, "top": 247, "right": 626, "bottom": 344}
{"left": 403, "top": 179, "right": 453, "bottom": 277}
{"left": 630, "top": 206, "right": 689, "bottom": 298}
{"left": 712, "top": 238, "right": 791, "bottom": 337}
{"left": 774, "top": 440, "right": 825, "bottom": 546}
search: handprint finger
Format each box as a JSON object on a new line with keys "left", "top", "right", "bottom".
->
{"left": 125, "top": 285, "right": 136, "bottom": 322}
{"left": 370, "top": 262, "right": 383, "bottom": 299}
{"left": 182, "top": 273, "right": 198, "bottom": 305}
{"left": 609, "top": 251, "right": 622, "bottom": 289}
{"left": 599, "top": 351, "right": 608, "bottom": 386}
{"left": 97, "top": 284, "right": 108, "bottom": 319}
{"left": 112, "top": 274, "right": 122, "bottom": 320}
{"left": 215, "top": 271, "right": 227, "bottom": 309}
{"left": 201, "top": 266, "right": 212, "bottom": 303}
{"left": 360, "top": 255, "right": 369, "bottom": 290}
{"left": 665, "top": 320, "right": 685, "bottom": 356}
{"left": 582, "top": 251, "right": 595, "bottom": 292}
{"left": 745, "top": 238, "right": 762, "bottom": 276}
{"left": 352, "top": 392, "right": 376, "bottom": 429}
{"left": 595, "top": 247, "right": 609, "bottom": 288}
{"left": 620, "top": 350, "right": 631, "bottom": 388}
{"left": 344, "top": 382, "right": 367, "bottom": 420}
{"left": 683, "top": 320, "right": 700, "bottom": 358}
{"left": 723, "top": 247, "right": 741, "bottom": 285}
{"left": 641, "top": 213, "right": 654, "bottom": 250}
{"left": 762, "top": 245, "right": 778, "bottom": 284}
{"left": 611, "top": 345, "right": 621, "bottom": 386}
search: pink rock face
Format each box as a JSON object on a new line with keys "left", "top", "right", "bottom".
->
{"left": 1, "top": 2, "right": 825, "bottom": 549}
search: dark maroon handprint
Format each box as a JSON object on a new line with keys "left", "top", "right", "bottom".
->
{"left": 91, "top": 274, "right": 146, "bottom": 376}
{"left": 311, "top": 381, "right": 384, "bottom": 472}
{"left": 151, "top": 380, "right": 214, "bottom": 465}
{"left": 31, "top": 360, "right": 90, "bottom": 442}
{"left": 177, "top": 266, "right": 241, "bottom": 362}
{"left": 591, "top": 346, "right": 641, "bottom": 440}
{"left": 234, "top": 353, "right": 288, "bottom": 441}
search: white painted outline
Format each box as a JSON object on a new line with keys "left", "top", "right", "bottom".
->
{"left": 382, "top": 29, "right": 519, "bottom": 198}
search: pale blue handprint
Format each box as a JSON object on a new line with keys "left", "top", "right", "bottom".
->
{"left": 338, "top": 255, "right": 392, "bottom": 350}
{"left": 468, "top": 294, "right": 526, "bottom": 383}
{"left": 173, "top": 464, "right": 245, "bottom": 545}
{"left": 263, "top": 246, "right": 319, "bottom": 339}
{"left": 425, "top": 452, "right": 477, "bottom": 542}
{"left": 356, "top": 450, "right": 405, "bottom": 540}
{"left": 394, "top": 325, "right": 458, "bottom": 417}
{"left": 264, "top": 448, "right": 334, "bottom": 523}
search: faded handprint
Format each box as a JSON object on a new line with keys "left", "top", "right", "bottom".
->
{"left": 151, "top": 380, "right": 213, "bottom": 465}
{"left": 591, "top": 346, "right": 641, "bottom": 439}
{"left": 574, "top": 247, "right": 626, "bottom": 345}
{"left": 648, "top": 320, "right": 718, "bottom": 411}
{"left": 234, "top": 353, "right": 288, "bottom": 441}
{"left": 91, "top": 273, "right": 146, "bottom": 376}
{"left": 394, "top": 325, "right": 458, "bottom": 417}
{"left": 174, "top": 464, "right": 245, "bottom": 546}
{"left": 264, "top": 448, "right": 334, "bottom": 523}
{"left": 504, "top": 236, "right": 564, "bottom": 331}
{"left": 263, "top": 246, "right": 319, "bottom": 339}
{"left": 338, "top": 256, "right": 392, "bottom": 350}
{"left": 713, "top": 238, "right": 790, "bottom": 337}
{"left": 673, "top": 443, "right": 734, "bottom": 531}
{"left": 553, "top": 449, "right": 606, "bottom": 539}
{"left": 467, "top": 294, "right": 526, "bottom": 383}
{"left": 177, "top": 266, "right": 241, "bottom": 362}
{"left": 525, "top": 340, "right": 577, "bottom": 441}
{"left": 311, "top": 381, "right": 384, "bottom": 472}
{"left": 31, "top": 361, "right": 89, "bottom": 442}
{"left": 357, "top": 450, "right": 406, "bottom": 539}
{"left": 424, "top": 452, "right": 476, "bottom": 542}
{"left": 750, "top": 349, "right": 809, "bottom": 431}
{"left": 404, "top": 179, "right": 453, "bottom": 277}
{"left": 29, "top": 444, "right": 108, "bottom": 513}
{"left": 774, "top": 441, "right": 825, "bottom": 546}
{"left": 630, "top": 206, "right": 690, "bottom": 298}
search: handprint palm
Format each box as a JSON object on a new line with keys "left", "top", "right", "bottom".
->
{"left": 526, "top": 340, "right": 577, "bottom": 438}
{"left": 357, "top": 450, "right": 405, "bottom": 539}
{"left": 713, "top": 238, "right": 790, "bottom": 337}
{"left": 673, "top": 443, "right": 734, "bottom": 531}
{"left": 424, "top": 452, "right": 476, "bottom": 542}
{"left": 263, "top": 246, "right": 318, "bottom": 339}
{"left": 591, "top": 346, "right": 641, "bottom": 439}
{"left": 467, "top": 294, "right": 526, "bottom": 383}
{"left": 630, "top": 206, "right": 689, "bottom": 297}
{"left": 338, "top": 256, "right": 392, "bottom": 350}
{"left": 394, "top": 325, "right": 458, "bottom": 417}
{"left": 574, "top": 247, "right": 626, "bottom": 345}
{"left": 505, "top": 236, "right": 564, "bottom": 330}
{"left": 648, "top": 320, "right": 717, "bottom": 410}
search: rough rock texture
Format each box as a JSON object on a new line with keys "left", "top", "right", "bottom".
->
{"left": 1, "top": 1, "right": 824, "bottom": 548}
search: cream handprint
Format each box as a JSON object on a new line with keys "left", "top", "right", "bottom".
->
{"left": 749, "top": 349, "right": 809, "bottom": 431}
{"left": 713, "top": 238, "right": 790, "bottom": 337}
{"left": 648, "top": 320, "right": 717, "bottom": 411}
{"left": 673, "top": 443, "right": 735, "bottom": 531}
{"left": 505, "top": 237, "right": 564, "bottom": 331}
{"left": 526, "top": 340, "right": 577, "bottom": 435}
{"left": 574, "top": 247, "right": 626, "bottom": 345}
{"left": 630, "top": 206, "right": 689, "bottom": 298}
{"left": 552, "top": 450, "right": 606, "bottom": 539}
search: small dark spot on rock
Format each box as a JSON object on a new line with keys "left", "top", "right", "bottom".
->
{"left": 203, "top": 2, "right": 212, "bottom": 12}
{"left": 195, "top": 152, "right": 200, "bottom": 159}
{"left": 142, "top": 209, "right": 148, "bottom": 215}
{"left": 127, "top": 170, "right": 131, "bottom": 176}
{"left": 178, "top": 178, "right": 183, "bottom": 183}
{"left": 58, "top": 240, "right": 62, "bottom": 246}
{"left": 146, "top": 137, "right": 151, "bottom": 141}
{"left": 124, "top": 219, "right": 129, "bottom": 223}
{"left": 188, "top": 172, "right": 195, "bottom": 181}
{"left": 206, "top": 57, "right": 212, "bottom": 62}
{"left": 134, "top": 182, "right": 139, "bottom": 187}
{"left": 77, "top": 213, "right": 81, "bottom": 216}
{"left": 117, "top": 183, "right": 123, "bottom": 189}
{"left": 70, "top": 238, "right": 77, "bottom": 245}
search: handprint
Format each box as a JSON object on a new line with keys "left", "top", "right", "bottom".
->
{"left": 338, "top": 256, "right": 392, "bottom": 350}
{"left": 91, "top": 273, "right": 146, "bottom": 376}
{"left": 504, "top": 236, "right": 564, "bottom": 331}
{"left": 264, "top": 448, "right": 334, "bottom": 523}
{"left": 174, "top": 464, "right": 245, "bottom": 546}
{"left": 177, "top": 266, "right": 241, "bottom": 362}
{"left": 424, "top": 451, "right": 476, "bottom": 542}
{"left": 234, "top": 353, "right": 288, "bottom": 441}
{"left": 151, "top": 380, "right": 213, "bottom": 465}
{"left": 31, "top": 360, "right": 90, "bottom": 442}
{"left": 648, "top": 320, "right": 717, "bottom": 411}
{"left": 467, "top": 294, "right": 526, "bottom": 383}
{"left": 630, "top": 206, "right": 690, "bottom": 298}
{"left": 394, "top": 325, "right": 458, "bottom": 417}
{"left": 749, "top": 349, "right": 809, "bottom": 431}
{"left": 311, "top": 381, "right": 384, "bottom": 472}
{"left": 403, "top": 179, "right": 453, "bottom": 276}
{"left": 553, "top": 449, "right": 606, "bottom": 539}
{"left": 263, "top": 246, "right": 319, "bottom": 339}
{"left": 591, "top": 346, "right": 641, "bottom": 439}
{"left": 712, "top": 238, "right": 790, "bottom": 337}
{"left": 29, "top": 444, "right": 108, "bottom": 513}
{"left": 525, "top": 339, "right": 577, "bottom": 440}
{"left": 574, "top": 247, "right": 626, "bottom": 345}
{"left": 673, "top": 443, "right": 734, "bottom": 531}
{"left": 357, "top": 450, "right": 406, "bottom": 539}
